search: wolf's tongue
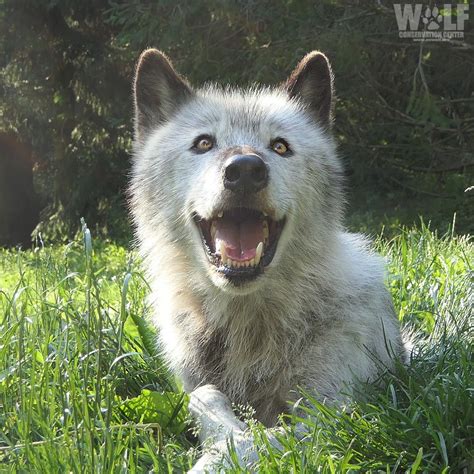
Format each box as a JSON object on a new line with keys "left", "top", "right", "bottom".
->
{"left": 215, "top": 217, "right": 263, "bottom": 261}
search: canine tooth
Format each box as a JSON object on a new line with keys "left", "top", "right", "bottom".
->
{"left": 219, "top": 241, "right": 227, "bottom": 261}
{"left": 263, "top": 221, "right": 269, "bottom": 240}
{"left": 255, "top": 242, "right": 263, "bottom": 265}
{"left": 211, "top": 221, "right": 217, "bottom": 239}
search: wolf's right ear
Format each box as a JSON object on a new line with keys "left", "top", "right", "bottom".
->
{"left": 133, "top": 49, "right": 193, "bottom": 142}
{"left": 285, "top": 51, "right": 334, "bottom": 128}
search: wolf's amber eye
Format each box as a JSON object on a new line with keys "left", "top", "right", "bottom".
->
{"left": 193, "top": 135, "right": 214, "bottom": 153}
{"left": 271, "top": 139, "right": 290, "bottom": 155}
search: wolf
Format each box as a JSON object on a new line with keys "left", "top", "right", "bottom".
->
{"left": 130, "top": 49, "right": 406, "bottom": 470}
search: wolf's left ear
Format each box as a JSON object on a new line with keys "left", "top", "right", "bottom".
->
{"left": 133, "top": 49, "right": 193, "bottom": 142}
{"left": 285, "top": 51, "right": 334, "bottom": 128}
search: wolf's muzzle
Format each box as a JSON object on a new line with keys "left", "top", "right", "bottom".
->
{"left": 223, "top": 154, "right": 268, "bottom": 193}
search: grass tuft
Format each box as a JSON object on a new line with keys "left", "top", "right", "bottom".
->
{"left": 0, "top": 223, "right": 472, "bottom": 472}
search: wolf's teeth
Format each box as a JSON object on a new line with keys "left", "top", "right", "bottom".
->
{"left": 255, "top": 242, "right": 263, "bottom": 265}
{"left": 219, "top": 241, "right": 227, "bottom": 262}
{"left": 211, "top": 221, "right": 217, "bottom": 239}
{"left": 217, "top": 211, "right": 223, "bottom": 218}
{"left": 263, "top": 221, "right": 269, "bottom": 240}
{"left": 222, "top": 256, "right": 262, "bottom": 269}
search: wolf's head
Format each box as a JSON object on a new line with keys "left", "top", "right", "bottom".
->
{"left": 131, "top": 50, "right": 344, "bottom": 295}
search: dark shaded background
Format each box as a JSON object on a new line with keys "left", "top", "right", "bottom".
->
{"left": 1, "top": 0, "right": 473, "bottom": 246}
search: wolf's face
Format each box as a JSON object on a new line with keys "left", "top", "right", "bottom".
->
{"left": 131, "top": 51, "right": 343, "bottom": 295}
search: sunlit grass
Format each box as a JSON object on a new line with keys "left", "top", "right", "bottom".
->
{"left": 0, "top": 223, "right": 472, "bottom": 472}
{"left": 238, "top": 224, "right": 473, "bottom": 473}
{"left": 0, "top": 226, "right": 193, "bottom": 472}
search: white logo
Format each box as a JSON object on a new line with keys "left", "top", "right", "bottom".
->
{"left": 394, "top": 4, "right": 469, "bottom": 41}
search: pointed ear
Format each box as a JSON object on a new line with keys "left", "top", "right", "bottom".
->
{"left": 133, "top": 49, "right": 193, "bottom": 142}
{"left": 285, "top": 51, "right": 334, "bottom": 128}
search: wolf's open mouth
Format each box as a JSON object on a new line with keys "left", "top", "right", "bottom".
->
{"left": 194, "top": 208, "right": 285, "bottom": 282}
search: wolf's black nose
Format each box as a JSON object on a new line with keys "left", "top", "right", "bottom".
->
{"left": 223, "top": 154, "right": 268, "bottom": 193}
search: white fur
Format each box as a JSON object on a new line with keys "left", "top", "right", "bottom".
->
{"left": 131, "top": 79, "right": 405, "bottom": 470}
{"left": 131, "top": 86, "right": 404, "bottom": 419}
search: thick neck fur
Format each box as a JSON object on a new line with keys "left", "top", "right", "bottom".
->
{"left": 144, "top": 222, "right": 342, "bottom": 424}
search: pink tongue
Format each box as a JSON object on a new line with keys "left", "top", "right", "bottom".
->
{"left": 215, "top": 218, "right": 263, "bottom": 261}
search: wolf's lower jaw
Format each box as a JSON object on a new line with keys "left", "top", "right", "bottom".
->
{"left": 193, "top": 208, "right": 285, "bottom": 283}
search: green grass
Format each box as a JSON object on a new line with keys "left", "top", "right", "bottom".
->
{"left": 0, "top": 223, "right": 472, "bottom": 472}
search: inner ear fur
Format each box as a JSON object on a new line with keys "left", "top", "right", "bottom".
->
{"left": 285, "top": 51, "right": 334, "bottom": 128}
{"left": 133, "top": 49, "right": 193, "bottom": 142}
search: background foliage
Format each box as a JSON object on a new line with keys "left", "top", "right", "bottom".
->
{"left": 1, "top": 0, "right": 473, "bottom": 245}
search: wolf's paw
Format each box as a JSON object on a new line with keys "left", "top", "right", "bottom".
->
{"left": 188, "top": 432, "right": 258, "bottom": 473}
{"left": 422, "top": 6, "right": 442, "bottom": 30}
{"left": 188, "top": 385, "right": 258, "bottom": 472}
{"left": 188, "top": 384, "right": 246, "bottom": 442}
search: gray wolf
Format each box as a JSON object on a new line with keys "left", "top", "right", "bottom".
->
{"left": 130, "top": 49, "right": 406, "bottom": 469}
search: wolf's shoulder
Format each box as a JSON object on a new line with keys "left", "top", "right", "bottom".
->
{"left": 327, "top": 231, "right": 388, "bottom": 289}
{"left": 308, "top": 230, "right": 395, "bottom": 322}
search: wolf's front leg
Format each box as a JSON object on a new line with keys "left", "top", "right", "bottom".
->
{"left": 187, "top": 385, "right": 265, "bottom": 473}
